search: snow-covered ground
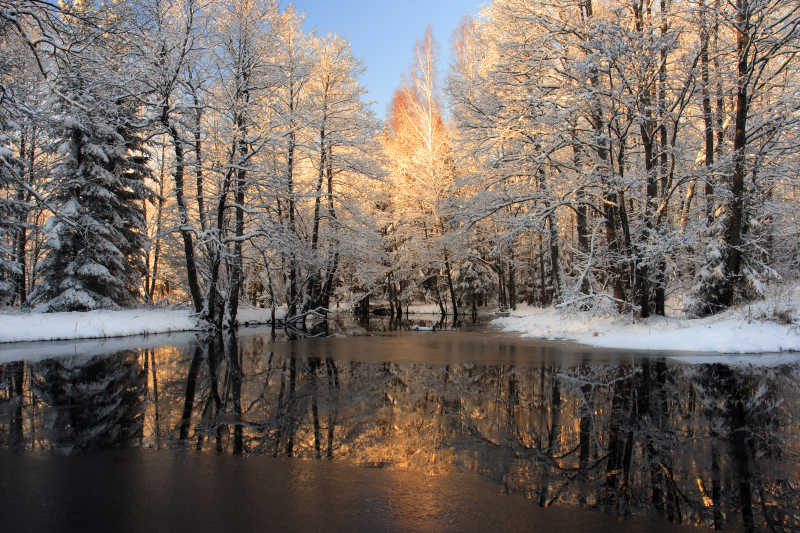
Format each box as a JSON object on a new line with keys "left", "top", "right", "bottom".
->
{"left": 0, "top": 309, "right": 199, "bottom": 343}
{"left": 3, "top": 286, "right": 799, "bottom": 364}
{"left": 492, "top": 285, "right": 800, "bottom": 357}
{"left": 0, "top": 306, "right": 286, "bottom": 344}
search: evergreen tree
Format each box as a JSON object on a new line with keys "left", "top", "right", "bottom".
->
{"left": 0, "top": 31, "right": 31, "bottom": 305}
{"left": 32, "top": 57, "right": 151, "bottom": 312}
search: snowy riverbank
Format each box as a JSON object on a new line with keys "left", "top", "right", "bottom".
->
{"left": 2, "top": 288, "right": 799, "bottom": 358}
{"left": 0, "top": 306, "right": 285, "bottom": 344}
{"left": 492, "top": 286, "right": 800, "bottom": 355}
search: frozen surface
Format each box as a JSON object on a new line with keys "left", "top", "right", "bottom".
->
{"left": 492, "top": 289, "right": 800, "bottom": 356}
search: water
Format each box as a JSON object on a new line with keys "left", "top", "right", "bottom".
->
{"left": 1, "top": 318, "right": 798, "bottom": 531}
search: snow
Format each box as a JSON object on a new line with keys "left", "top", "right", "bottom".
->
{"left": 2, "top": 287, "right": 798, "bottom": 368}
{"left": 0, "top": 309, "right": 200, "bottom": 343}
{"left": 492, "top": 293, "right": 800, "bottom": 357}
{"left": 0, "top": 305, "right": 287, "bottom": 345}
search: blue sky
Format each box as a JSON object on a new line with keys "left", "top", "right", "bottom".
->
{"left": 281, "top": 0, "right": 484, "bottom": 119}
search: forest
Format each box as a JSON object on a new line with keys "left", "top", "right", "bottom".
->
{"left": 1, "top": 0, "right": 799, "bottom": 328}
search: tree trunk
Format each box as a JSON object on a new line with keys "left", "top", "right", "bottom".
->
{"left": 14, "top": 199, "right": 27, "bottom": 307}
{"left": 191, "top": 87, "right": 207, "bottom": 234}
{"left": 203, "top": 143, "right": 236, "bottom": 326}
{"left": 443, "top": 249, "right": 458, "bottom": 318}
{"left": 13, "top": 128, "right": 34, "bottom": 306}
{"left": 701, "top": 3, "right": 715, "bottom": 225}
{"left": 547, "top": 213, "right": 562, "bottom": 303}
{"left": 721, "top": 0, "right": 750, "bottom": 308}
{"left": 164, "top": 114, "right": 203, "bottom": 313}
{"left": 584, "top": 0, "right": 626, "bottom": 311}
{"left": 538, "top": 236, "right": 547, "bottom": 306}
{"left": 574, "top": 138, "right": 591, "bottom": 294}
{"left": 309, "top": 80, "right": 330, "bottom": 311}
{"left": 225, "top": 100, "right": 249, "bottom": 327}
{"left": 435, "top": 277, "right": 446, "bottom": 316}
{"left": 148, "top": 141, "right": 167, "bottom": 301}
{"left": 507, "top": 250, "right": 516, "bottom": 310}
{"left": 595, "top": 103, "right": 626, "bottom": 308}
{"left": 497, "top": 258, "right": 508, "bottom": 309}
{"left": 308, "top": 136, "right": 325, "bottom": 310}
{"left": 320, "top": 147, "right": 339, "bottom": 310}
{"left": 572, "top": 138, "right": 590, "bottom": 257}
{"left": 634, "top": 0, "right": 657, "bottom": 319}
{"left": 654, "top": 0, "right": 670, "bottom": 316}
{"left": 286, "top": 80, "right": 299, "bottom": 321}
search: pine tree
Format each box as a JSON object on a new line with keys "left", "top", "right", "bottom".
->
{"left": 33, "top": 60, "right": 151, "bottom": 312}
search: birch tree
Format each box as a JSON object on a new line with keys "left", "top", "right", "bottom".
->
{"left": 384, "top": 28, "right": 459, "bottom": 316}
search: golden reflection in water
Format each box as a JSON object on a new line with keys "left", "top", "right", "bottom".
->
{"left": 2, "top": 335, "right": 799, "bottom": 530}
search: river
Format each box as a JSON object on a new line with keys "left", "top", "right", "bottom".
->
{"left": 0, "top": 317, "right": 797, "bottom": 531}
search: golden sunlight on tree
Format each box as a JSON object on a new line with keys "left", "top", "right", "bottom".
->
{"left": 382, "top": 27, "right": 459, "bottom": 317}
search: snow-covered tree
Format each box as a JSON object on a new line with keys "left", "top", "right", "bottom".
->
{"left": 691, "top": 0, "right": 800, "bottom": 315}
{"left": 33, "top": 12, "right": 152, "bottom": 311}
{"left": 301, "top": 34, "right": 384, "bottom": 314}
{"left": 449, "top": 0, "right": 800, "bottom": 317}
{"left": 383, "top": 28, "right": 460, "bottom": 316}
{"left": 0, "top": 2, "right": 62, "bottom": 306}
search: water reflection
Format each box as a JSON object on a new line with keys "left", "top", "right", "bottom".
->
{"left": 1, "top": 328, "right": 798, "bottom": 531}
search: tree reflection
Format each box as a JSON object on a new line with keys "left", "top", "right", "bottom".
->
{"left": 1, "top": 353, "right": 147, "bottom": 451}
{"left": 178, "top": 346, "right": 203, "bottom": 442}
{"left": 0, "top": 361, "right": 26, "bottom": 450}
{"left": 1, "top": 337, "right": 798, "bottom": 530}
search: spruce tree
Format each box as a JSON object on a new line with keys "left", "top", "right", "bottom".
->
{"left": 33, "top": 59, "right": 151, "bottom": 312}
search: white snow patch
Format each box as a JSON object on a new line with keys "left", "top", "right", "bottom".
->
{"left": 0, "top": 308, "right": 200, "bottom": 343}
{"left": 492, "top": 298, "right": 800, "bottom": 356}
{"left": 0, "top": 306, "right": 289, "bottom": 346}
